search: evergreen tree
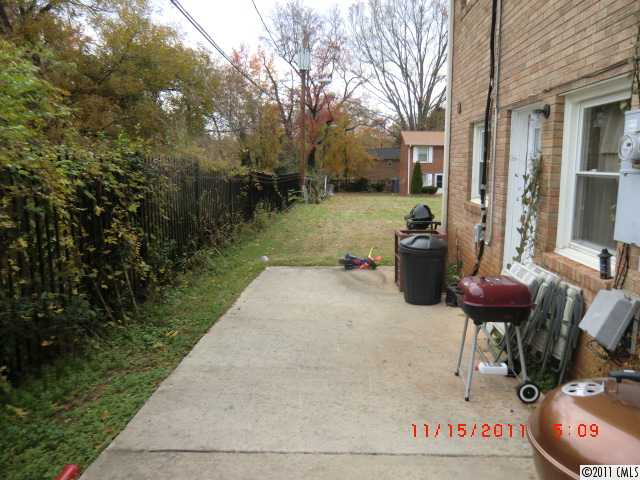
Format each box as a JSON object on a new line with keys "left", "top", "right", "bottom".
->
{"left": 411, "top": 162, "right": 423, "bottom": 194}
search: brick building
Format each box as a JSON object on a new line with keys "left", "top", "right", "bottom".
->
{"left": 399, "top": 130, "right": 445, "bottom": 195}
{"left": 443, "top": 0, "right": 639, "bottom": 377}
{"left": 364, "top": 147, "right": 400, "bottom": 185}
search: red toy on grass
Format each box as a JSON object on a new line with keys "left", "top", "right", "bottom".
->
{"left": 339, "top": 248, "right": 383, "bottom": 270}
{"left": 54, "top": 464, "right": 80, "bottom": 480}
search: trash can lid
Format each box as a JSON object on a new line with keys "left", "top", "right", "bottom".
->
{"left": 399, "top": 234, "right": 447, "bottom": 252}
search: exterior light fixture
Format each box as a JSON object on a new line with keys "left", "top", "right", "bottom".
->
{"left": 533, "top": 104, "right": 551, "bottom": 119}
{"left": 598, "top": 248, "right": 612, "bottom": 280}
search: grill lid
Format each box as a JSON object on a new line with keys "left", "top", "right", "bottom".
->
{"left": 404, "top": 204, "right": 434, "bottom": 221}
{"left": 458, "top": 275, "right": 533, "bottom": 308}
{"left": 528, "top": 373, "right": 640, "bottom": 477}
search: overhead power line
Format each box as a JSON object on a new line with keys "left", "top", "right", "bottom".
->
{"left": 251, "top": 0, "right": 279, "bottom": 50}
{"left": 169, "top": 0, "right": 270, "bottom": 96}
{"left": 251, "top": 0, "right": 302, "bottom": 76}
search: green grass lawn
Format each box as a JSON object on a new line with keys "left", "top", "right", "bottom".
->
{"left": 254, "top": 193, "right": 441, "bottom": 266}
{"left": 0, "top": 193, "right": 441, "bottom": 480}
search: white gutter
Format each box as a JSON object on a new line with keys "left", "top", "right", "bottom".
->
{"left": 442, "top": 0, "right": 454, "bottom": 229}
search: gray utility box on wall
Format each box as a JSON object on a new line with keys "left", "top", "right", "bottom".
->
{"left": 579, "top": 289, "right": 640, "bottom": 351}
{"left": 614, "top": 109, "right": 640, "bottom": 246}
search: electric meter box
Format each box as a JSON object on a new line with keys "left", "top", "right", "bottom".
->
{"left": 613, "top": 109, "right": 640, "bottom": 246}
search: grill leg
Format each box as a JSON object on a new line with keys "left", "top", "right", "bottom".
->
{"left": 505, "top": 323, "right": 515, "bottom": 375}
{"left": 454, "top": 315, "right": 470, "bottom": 376}
{"left": 464, "top": 324, "right": 480, "bottom": 401}
{"left": 515, "top": 326, "right": 527, "bottom": 381}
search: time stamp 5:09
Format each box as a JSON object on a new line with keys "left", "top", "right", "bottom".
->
{"left": 410, "top": 423, "right": 600, "bottom": 439}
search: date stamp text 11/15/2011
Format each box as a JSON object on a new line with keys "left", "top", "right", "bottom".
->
{"left": 410, "top": 423, "right": 600, "bottom": 440}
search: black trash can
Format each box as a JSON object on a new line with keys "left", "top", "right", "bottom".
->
{"left": 399, "top": 234, "right": 447, "bottom": 305}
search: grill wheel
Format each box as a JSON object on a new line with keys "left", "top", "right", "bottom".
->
{"left": 517, "top": 381, "right": 541, "bottom": 404}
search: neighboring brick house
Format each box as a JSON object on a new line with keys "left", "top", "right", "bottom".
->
{"left": 400, "top": 131, "right": 445, "bottom": 195}
{"left": 443, "top": 0, "right": 639, "bottom": 377}
{"left": 364, "top": 147, "right": 400, "bottom": 185}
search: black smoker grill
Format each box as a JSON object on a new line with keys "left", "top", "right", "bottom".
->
{"left": 454, "top": 275, "right": 540, "bottom": 403}
{"left": 404, "top": 204, "right": 440, "bottom": 230}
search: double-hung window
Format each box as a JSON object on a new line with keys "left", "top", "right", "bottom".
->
{"left": 414, "top": 146, "right": 433, "bottom": 163}
{"left": 422, "top": 173, "right": 433, "bottom": 186}
{"left": 556, "top": 77, "right": 631, "bottom": 269}
{"left": 470, "top": 123, "right": 485, "bottom": 203}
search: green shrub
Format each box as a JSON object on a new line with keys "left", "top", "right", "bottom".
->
{"left": 369, "top": 181, "right": 385, "bottom": 192}
{"left": 410, "top": 163, "right": 423, "bottom": 194}
{"left": 421, "top": 186, "right": 438, "bottom": 195}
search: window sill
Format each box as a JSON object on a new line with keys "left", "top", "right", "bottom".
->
{"left": 464, "top": 200, "right": 482, "bottom": 215}
{"left": 555, "top": 245, "right": 616, "bottom": 272}
{"left": 555, "top": 247, "right": 600, "bottom": 271}
{"left": 542, "top": 251, "right": 614, "bottom": 295}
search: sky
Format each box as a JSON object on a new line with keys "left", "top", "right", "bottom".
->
{"left": 152, "top": 0, "right": 390, "bottom": 115}
{"left": 154, "top": 0, "right": 351, "bottom": 57}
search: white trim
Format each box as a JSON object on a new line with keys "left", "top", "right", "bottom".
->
{"left": 556, "top": 76, "right": 630, "bottom": 269}
{"left": 558, "top": 74, "right": 632, "bottom": 98}
{"left": 471, "top": 123, "right": 485, "bottom": 202}
{"left": 413, "top": 145, "right": 433, "bottom": 163}
{"left": 503, "top": 104, "right": 542, "bottom": 269}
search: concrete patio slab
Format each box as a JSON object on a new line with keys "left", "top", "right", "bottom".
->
{"left": 81, "top": 267, "right": 537, "bottom": 479}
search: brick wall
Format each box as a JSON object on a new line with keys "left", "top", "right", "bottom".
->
{"left": 362, "top": 158, "right": 400, "bottom": 182}
{"left": 400, "top": 142, "right": 410, "bottom": 194}
{"left": 423, "top": 146, "right": 445, "bottom": 175}
{"left": 446, "top": 0, "right": 639, "bottom": 378}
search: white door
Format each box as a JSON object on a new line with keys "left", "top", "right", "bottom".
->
{"left": 503, "top": 109, "right": 543, "bottom": 268}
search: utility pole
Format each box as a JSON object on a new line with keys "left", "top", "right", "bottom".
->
{"left": 297, "top": 33, "right": 310, "bottom": 190}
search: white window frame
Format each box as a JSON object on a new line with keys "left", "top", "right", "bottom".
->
{"left": 413, "top": 146, "right": 433, "bottom": 163}
{"left": 436, "top": 173, "right": 443, "bottom": 189}
{"left": 470, "top": 123, "right": 485, "bottom": 203}
{"left": 423, "top": 173, "right": 433, "bottom": 186}
{"left": 556, "top": 76, "right": 631, "bottom": 270}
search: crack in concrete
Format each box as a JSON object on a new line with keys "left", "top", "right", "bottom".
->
{"left": 109, "top": 448, "right": 532, "bottom": 459}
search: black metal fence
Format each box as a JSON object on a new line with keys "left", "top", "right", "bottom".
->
{"left": 0, "top": 157, "right": 299, "bottom": 382}
{"left": 331, "top": 177, "right": 398, "bottom": 193}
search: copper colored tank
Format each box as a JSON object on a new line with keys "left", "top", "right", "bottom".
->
{"left": 527, "top": 370, "right": 640, "bottom": 479}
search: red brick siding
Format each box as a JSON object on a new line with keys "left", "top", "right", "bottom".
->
{"left": 446, "top": 0, "right": 639, "bottom": 378}
{"left": 400, "top": 142, "right": 410, "bottom": 194}
{"left": 362, "top": 158, "right": 400, "bottom": 182}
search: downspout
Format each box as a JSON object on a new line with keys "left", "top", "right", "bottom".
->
{"left": 485, "top": 0, "right": 503, "bottom": 246}
{"left": 442, "top": 0, "right": 455, "bottom": 229}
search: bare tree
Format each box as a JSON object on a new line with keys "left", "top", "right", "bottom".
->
{"left": 349, "top": 0, "right": 447, "bottom": 130}
{"left": 259, "top": 1, "right": 366, "bottom": 140}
